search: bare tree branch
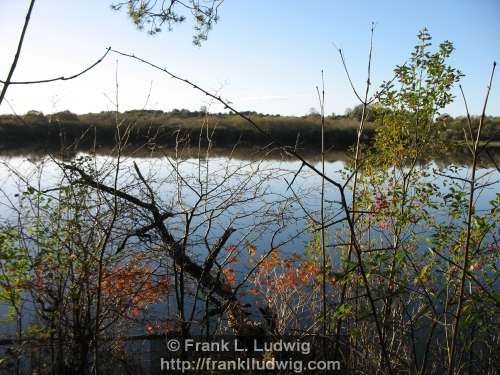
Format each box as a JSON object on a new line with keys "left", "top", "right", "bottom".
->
{"left": 0, "top": 0, "right": 36, "bottom": 107}
{"left": 1, "top": 48, "right": 111, "bottom": 86}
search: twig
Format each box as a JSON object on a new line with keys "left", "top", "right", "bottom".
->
{"left": 448, "top": 61, "right": 496, "bottom": 375}
{"left": 0, "top": 0, "right": 36, "bottom": 106}
{"left": 1, "top": 48, "right": 111, "bottom": 86}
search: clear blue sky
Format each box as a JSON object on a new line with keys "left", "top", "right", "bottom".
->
{"left": 1, "top": 0, "right": 499, "bottom": 116}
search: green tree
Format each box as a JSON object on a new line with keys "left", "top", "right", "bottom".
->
{"left": 111, "top": 0, "right": 223, "bottom": 45}
{"left": 374, "top": 28, "right": 463, "bottom": 163}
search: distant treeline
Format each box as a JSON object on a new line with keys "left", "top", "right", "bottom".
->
{"left": 0, "top": 106, "right": 499, "bottom": 150}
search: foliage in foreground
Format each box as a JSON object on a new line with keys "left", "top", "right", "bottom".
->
{"left": 0, "top": 30, "right": 498, "bottom": 375}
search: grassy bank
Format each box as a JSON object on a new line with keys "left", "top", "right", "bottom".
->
{"left": 1, "top": 109, "right": 499, "bottom": 151}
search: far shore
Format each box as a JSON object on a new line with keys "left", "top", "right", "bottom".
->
{"left": 1, "top": 109, "right": 498, "bottom": 167}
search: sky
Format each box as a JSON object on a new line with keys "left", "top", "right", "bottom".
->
{"left": 1, "top": 0, "right": 499, "bottom": 116}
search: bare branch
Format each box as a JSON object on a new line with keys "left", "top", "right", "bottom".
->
{"left": 0, "top": 0, "right": 36, "bottom": 106}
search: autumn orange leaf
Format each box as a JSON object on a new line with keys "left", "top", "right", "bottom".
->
{"left": 223, "top": 268, "right": 236, "bottom": 284}
{"left": 246, "top": 242, "right": 257, "bottom": 256}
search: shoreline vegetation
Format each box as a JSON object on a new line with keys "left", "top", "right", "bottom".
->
{"left": 1, "top": 108, "right": 499, "bottom": 153}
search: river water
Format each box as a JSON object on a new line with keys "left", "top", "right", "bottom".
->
{"left": 0, "top": 148, "right": 498, "bottom": 337}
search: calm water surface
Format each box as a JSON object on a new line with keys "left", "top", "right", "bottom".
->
{"left": 0, "top": 151, "right": 498, "bottom": 335}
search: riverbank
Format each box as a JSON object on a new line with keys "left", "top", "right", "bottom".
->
{"left": 1, "top": 110, "right": 499, "bottom": 151}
